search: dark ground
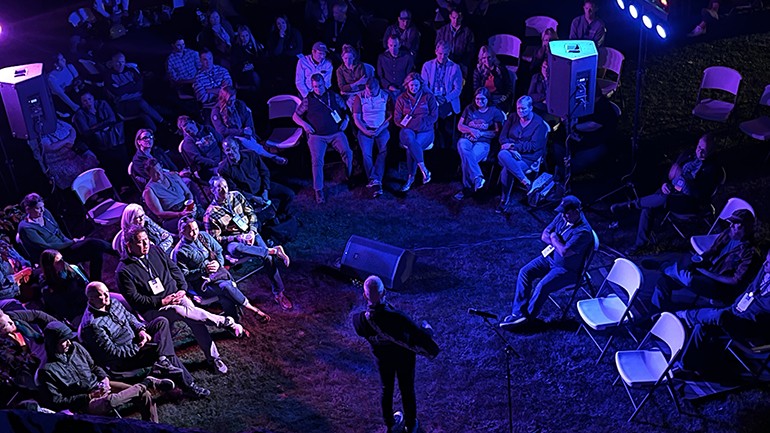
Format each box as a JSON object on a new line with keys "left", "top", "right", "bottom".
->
{"left": 2, "top": 1, "right": 770, "bottom": 432}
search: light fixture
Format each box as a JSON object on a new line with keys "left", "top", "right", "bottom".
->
{"left": 629, "top": 4, "right": 639, "bottom": 19}
{"left": 642, "top": 15, "right": 652, "bottom": 28}
{"left": 655, "top": 24, "right": 667, "bottom": 39}
{"left": 616, "top": 0, "right": 625, "bottom": 9}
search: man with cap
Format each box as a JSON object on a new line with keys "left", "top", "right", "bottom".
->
{"left": 651, "top": 209, "right": 758, "bottom": 312}
{"left": 295, "top": 42, "right": 334, "bottom": 98}
{"left": 500, "top": 195, "right": 594, "bottom": 329}
{"left": 38, "top": 321, "right": 174, "bottom": 422}
{"left": 382, "top": 10, "right": 420, "bottom": 56}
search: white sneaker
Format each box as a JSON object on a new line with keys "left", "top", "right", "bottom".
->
{"left": 688, "top": 25, "right": 706, "bottom": 37}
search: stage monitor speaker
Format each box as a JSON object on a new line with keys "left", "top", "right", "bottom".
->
{"left": 546, "top": 40, "right": 598, "bottom": 119}
{"left": 341, "top": 235, "right": 416, "bottom": 290}
{"left": 0, "top": 63, "right": 57, "bottom": 140}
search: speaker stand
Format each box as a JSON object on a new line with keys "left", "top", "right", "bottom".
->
{"left": 477, "top": 317, "right": 520, "bottom": 433}
{"left": 0, "top": 136, "right": 19, "bottom": 195}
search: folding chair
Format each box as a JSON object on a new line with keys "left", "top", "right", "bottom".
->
{"left": 723, "top": 331, "right": 770, "bottom": 380}
{"left": 265, "top": 95, "right": 303, "bottom": 149}
{"left": 738, "top": 84, "right": 770, "bottom": 160}
{"left": 597, "top": 47, "right": 624, "bottom": 99}
{"left": 71, "top": 168, "right": 128, "bottom": 226}
{"left": 690, "top": 197, "right": 754, "bottom": 254}
{"left": 487, "top": 34, "right": 521, "bottom": 74}
{"left": 547, "top": 230, "right": 600, "bottom": 319}
{"left": 660, "top": 166, "right": 726, "bottom": 240}
{"left": 576, "top": 258, "right": 643, "bottom": 363}
{"left": 614, "top": 312, "right": 685, "bottom": 422}
{"left": 692, "top": 66, "right": 742, "bottom": 126}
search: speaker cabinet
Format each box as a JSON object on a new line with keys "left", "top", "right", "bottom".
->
{"left": 546, "top": 41, "right": 598, "bottom": 119}
{"left": 341, "top": 235, "right": 416, "bottom": 290}
{"left": 0, "top": 63, "right": 57, "bottom": 139}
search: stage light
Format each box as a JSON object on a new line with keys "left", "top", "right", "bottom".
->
{"left": 616, "top": 0, "right": 625, "bottom": 9}
{"left": 642, "top": 15, "right": 653, "bottom": 28}
{"left": 629, "top": 4, "right": 639, "bottom": 19}
{"left": 656, "top": 24, "right": 667, "bottom": 38}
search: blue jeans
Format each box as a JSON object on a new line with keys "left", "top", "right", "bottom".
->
{"left": 498, "top": 149, "right": 531, "bottom": 195}
{"left": 308, "top": 131, "right": 353, "bottom": 191}
{"left": 226, "top": 235, "right": 285, "bottom": 296}
{"left": 399, "top": 129, "right": 434, "bottom": 176}
{"left": 203, "top": 279, "right": 249, "bottom": 320}
{"left": 512, "top": 255, "right": 578, "bottom": 318}
{"left": 457, "top": 138, "right": 489, "bottom": 189}
{"left": 358, "top": 129, "right": 389, "bottom": 182}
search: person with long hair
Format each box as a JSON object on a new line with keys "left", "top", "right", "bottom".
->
{"left": 454, "top": 87, "right": 505, "bottom": 200}
{"left": 39, "top": 249, "right": 89, "bottom": 324}
{"left": 129, "top": 128, "right": 178, "bottom": 189}
{"left": 112, "top": 203, "right": 174, "bottom": 258}
{"left": 472, "top": 46, "right": 513, "bottom": 113}
{"left": 198, "top": 10, "right": 235, "bottom": 67}
{"left": 231, "top": 24, "right": 264, "bottom": 91}
{"left": 394, "top": 73, "right": 439, "bottom": 192}
{"left": 267, "top": 15, "right": 303, "bottom": 59}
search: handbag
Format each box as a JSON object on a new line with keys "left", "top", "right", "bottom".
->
{"left": 198, "top": 235, "right": 232, "bottom": 283}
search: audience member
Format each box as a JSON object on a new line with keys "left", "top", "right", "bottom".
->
{"left": 267, "top": 15, "right": 304, "bottom": 59}
{"left": 39, "top": 249, "right": 89, "bottom": 325}
{"left": 143, "top": 159, "right": 201, "bottom": 232}
{"left": 377, "top": 35, "right": 415, "bottom": 100}
{"left": 352, "top": 78, "right": 391, "bottom": 199}
{"left": 166, "top": 36, "right": 201, "bottom": 87}
{"left": 130, "top": 128, "right": 179, "bottom": 189}
{"left": 47, "top": 53, "right": 84, "bottom": 114}
{"left": 382, "top": 10, "right": 420, "bottom": 56}
{"left": 421, "top": 41, "right": 463, "bottom": 120}
{"left": 231, "top": 25, "right": 265, "bottom": 91}
{"left": 650, "top": 209, "right": 758, "bottom": 311}
{"left": 395, "top": 73, "right": 439, "bottom": 192}
{"left": 218, "top": 137, "right": 295, "bottom": 218}
{"left": 198, "top": 10, "right": 235, "bottom": 67}
{"left": 17, "top": 193, "right": 116, "bottom": 279}
{"left": 322, "top": 2, "right": 362, "bottom": 56}
{"left": 112, "top": 203, "right": 175, "bottom": 258}
{"left": 0, "top": 308, "right": 55, "bottom": 389}
{"left": 569, "top": 0, "right": 606, "bottom": 48}
{"left": 295, "top": 42, "right": 334, "bottom": 98}
{"left": 610, "top": 134, "right": 723, "bottom": 254}
{"left": 0, "top": 241, "right": 32, "bottom": 300}
{"left": 38, "top": 321, "right": 172, "bottom": 422}
{"left": 292, "top": 73, "right": 353, "bottom": 204}
{"left": 530, "top": 28, "right": 557, "bottom": 73}
{"left": 172, "top": 217, "right": 271, "bottom": 323}
{"left": 72, "top": 92, "right": 128, "bottom": 186}
{"left": 435, "top": 7, "right": 476, "bottom": 77}
{"left": 472, "top": 46, "right": 513, "bottom": 113}
{"left": 499, "top": 196, "right": 594, "bottom": 328}
{"left": 79, "top": 281, "right": 210, "bottom": 398}
{"left": 688, "top": 1, "right": 721, "bottom": 37}
{"left": 104, "top": 52, "right": 165, "bottom": 131}
{"left": 193, "top": 49, "right": 234, "bottom": 106}
{"left": 528, "top": 59, "right": 549, "bottom": 116}
{"left": 178, "top": 116, "right": 223, "bottom": 180}
{"left": 304, "top": 0, "right": 332, "bottom": 36}
{"left": 204, "top": 177, "right": 293, "bottom": 310}
{"left": 336, "top": 44, "right": 370, "bottom": 107}
{"left": 32, "top": 119, "right": 99, "bottom": 190}
{"left": 497, "top": 96, "right": 548, "bottom": 211}
{"left": 454, "top": 87, "right": 505, "bottom": 200}
{"left": 116, "top": 224, "right": 243, "bottom": 374}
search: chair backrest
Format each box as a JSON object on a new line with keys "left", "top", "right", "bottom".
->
{"left": 127, "top": 161, "right": 133, "bottom": 176}
{"left": 650, "top": 312, "right": 686, "bottom": 360}
{"left": 599, "top": 47, "right": 624, "bottom": 76}
{"left": 700, "top": 66, "right": 742, "bottom": 95}
{"left": 177, "top": 140, "right": 194, "bottom": 169}
{"left": 759, "top": 84, "right": 770, "bottom": 107}
{"left": 488, "top": 34, "right": 521, "bottom": 58}
{"left": 718, "top": 197, "right": 755, "bottom": 221}
{"left": 267, "top": 94, "right": 301, "bottom": 120}
{"left": 580, "top": 230, "right": 600, "bottom": 275}
{"left": 71, "top": 168, "right": 113, "bottom": 205}
{"left": 606, "top": 258, "right": 642, "bottom": 300}
{"left": 609, "top": 101, "right": 622, "bottom": 117}
{"left": 524, "top": 16, "right": 558, "bottom": 37}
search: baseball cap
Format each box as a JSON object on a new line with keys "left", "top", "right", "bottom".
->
{"left": 555, "top": 195, "right": 582, "bottom": 213}
{"left": 726, "top": 209, "right": 754, "bottom": 227}
{"left": 312, "top": 42, "right": 328, "bottom": 53}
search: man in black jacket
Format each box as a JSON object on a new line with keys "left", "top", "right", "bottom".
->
{"left": 79, "top": 281, "right": 210, "bottom": 398}
{"left": 353, "top": 275, "right": 439, "bottom": 433}
{"left": 115, "top": 224, "right": 244, "bottom": 375}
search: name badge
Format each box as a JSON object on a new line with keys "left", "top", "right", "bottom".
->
{"left": 233, "top": 214, "right": 249, "bottom": 232}
{"left": 148, "top": 277, "right": 165, "bottom": 295}
{"left": 735, "top": 292, "right": 754, "bottom": 313}
{"left": 400, "top": 114, "right": 412, "bottom": 127}
{"left": 330, "top": 110, "right": 342, "bottom": 123}
{"left": 541, "top": 245, "right": 555, "bottom": 258}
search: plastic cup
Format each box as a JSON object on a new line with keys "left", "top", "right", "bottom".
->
{"left": 184, "top": 199, "right": 194, "bottom": 211}
{"left": 691, "top": 254, "right": 703, "bottom": 263}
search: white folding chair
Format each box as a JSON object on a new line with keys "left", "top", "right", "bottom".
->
{"left": 690, "top": 197, "right": 754, "bottom": 254}
{"left": 738, "top": 84, "right": 770, "bottom": 157}
{"left": 547, "top": 230, "right": 600, "bottom": 319}
{"left": 488, "top": 34, "right": 521, "bottom": 74}
{"left": 266, "top": 95, "right": 303, "bottom": 149}
{"left": 597, "top": 47, "right": 624, "bottom": 98}
{"left": 71, "top": 168, "right": 127, "bottom": 226}
{"left": 692, "top": 66, "right": 742, "bottom": 124}
{"left": 614, "top": 312, "right": 685, "bottom": 422}
{"left": 576, "top": 258, "right": 642, "bottom": 363}
{"left": 524, "top": 15, "right": 558, "bottom": 37}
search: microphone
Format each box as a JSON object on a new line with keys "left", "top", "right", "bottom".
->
{"left": 467, "top": 308, "right": 497, "bottom": 320}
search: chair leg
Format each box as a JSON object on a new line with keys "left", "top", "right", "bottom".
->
{"left": 596, "top": 334, "right": 615, "bottom": 364}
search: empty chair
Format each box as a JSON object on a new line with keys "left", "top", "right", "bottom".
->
{"left": 547, "top": 230, "right": 600, "bottom": 318}
{"left": 661, "top": 166, "right": 726, "bottom": 240}
{"left": 738, "top": 84, "right": 770, "bottom": 156}
{"left": 266, "top": 95, "right": 303, "bottom": 149}
{"left": 596, "top": 47, "right": 624, "bottom": 98}
{"left": 576, "top": 258, "right": 642, "bottom": 363}
{"left": 690, "top": 197, "right": 754, "bottom": 254}
{"left": 71, "top": 168, "right": 128, "bottom": 225}
{"left": 614, "top": 312, "right": 685, "bottom": 422}
{"left": 692, "top": 66, "right": 742, "bottom": 124}
{"left": 487, "top": 34, "right": 521, "bottom": 73}
{"left": 524, "top": 15, "right": 559, "bottom": 38}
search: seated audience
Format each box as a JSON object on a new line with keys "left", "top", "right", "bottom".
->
{"left": 112, "top": 203, "right": 175, "bottom": 258}
{"left": 197, "top": 10, "right": 235, "bottom": 67}
{"left": 79, "top": 281, "right": 210, "bottom": 398}
{"left": 529, "top": 28, "right": 557, "bottom": 73}
{"left": 47, "top": 53, "right": 84, "bottom": 114}
{"left": 218, "top": 137, "right": 295, "bottom": 218}
{"left": 166, "top": 36, "right": 201, "bottom": 87}
{"left": 472, "top": 46, "right": 513, "bottom": 113}
{"left": 116, "top": 224, "right": 243, "bottom": 374}
{"left": 499, "top": 196, "right": 594, "bottom": 328}
{"left": 528, "top": 59, "right": 549, "bottom": 116}
{"left": 382, "top": 9, "right": 420, "bottom": 56}
{"left": 231, "top": 25, "right": 265, "bottom": 91}
{"left": 0, "top": 308, "right": 59, "bottom": 380}
{"left": 395, "top": 73, "right": 439, "bottom": 192}
{"left": 352, "top": 78, "right": 391, "bottom": 199}
{"left": 610, "top": 134, "right": 724, "bottom": 254}
{"left": 193, "top": 49, "right": 233, "bottom": 107}
{"left": 17, "top": 193, "right": 116, "bottom": 279}
{"left": 322, "top": 2, "right": 362, "bottom": 56}
{"left": 688, "top": 1, "right": 721, "bottom": 37}
{"left": 292, "top": 73, "right": 353, "bottom": 204}
{"left": 172, "top": 217, "right": 271, "bottom": 324}
{"left": 336, "top": 44, "right": 370, "bottom": 107}
{"left": 421, "top": 41, "right": 463, "bottom": 120}
{"left": 38, "top": 321, "right": 172, "bottom": 422}
{"left": 569, "top": 0, "right": 606, "bottom": 47}
{"left": 295, "top": 42, "right": 334, "bottom": 98}
{"left": 497, "top": 96, "right": 548, "bottom": 210}
{"left": 435, "top": 7, "right": 475, "bottom": 77}
{"left": 39, "top": 249, "right": 89, "bottom": 325}
{"left": 651, "top": 209, "right": 758, "bottom": 311}
{"left": 143, "top": 159, "right": 202, "bottom": 232}
{"left": 204, "top": 177, "right": 293, "bottom": 310}
{"left": 33, "top": 119, "right": 99, "bottom": 191}
{"left": 72, "top": 92, "right": 128, "bottom": 185}
{"left": 454, "top": 88, "right": 505, "bottom": 200}
{"left": 130, "top": 128, "right": 179, "bottom": 189}
{"left": 267, "top": 15, "right": 303, "bottom": 59}
{"left": 104, "top": 51, "right": 165, "bottom": 131}
{"left": 0, "top": 240, "right": 32, "bottom": 301}
{"left": 178, "top": 116, "right": 223, "bottom": 180}
{"left": 377, "top": 35, "right": 415, "bottom": 100}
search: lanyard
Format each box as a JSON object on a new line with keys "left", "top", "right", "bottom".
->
{"left": 136, "top": 256, "right": 156, "bottom": 279}
{"left": 408, "top": 91, "right": 423, "bottom": 114}
{"left": 314, "top": 92, "right": 335, "bottom": 112}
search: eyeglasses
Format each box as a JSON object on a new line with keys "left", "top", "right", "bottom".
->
{"left": 475, "top": 97, "right": 488, "bottom": 101}
{"left": 139, "top": 135, "right": 153, "bottom": 141}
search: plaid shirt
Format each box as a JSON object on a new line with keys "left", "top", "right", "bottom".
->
{"left": 167, "top": 48, "right": 201, "bottom": 82}
{"left": 193, "top": 65, "right": 232, "bottom": 104}
{"left": 203, "top": 191, "right": 258, "bottom": 242}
